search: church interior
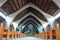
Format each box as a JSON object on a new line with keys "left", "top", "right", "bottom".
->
{"left": 0, "top": 0, "right": 60, "bottom": 40}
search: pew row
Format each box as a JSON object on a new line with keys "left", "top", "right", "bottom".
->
{"left": 35, "top": 24, "right": 60, "bottom": 40}
{"left": 0, "top": 23, "right": 26, "bottom": 40}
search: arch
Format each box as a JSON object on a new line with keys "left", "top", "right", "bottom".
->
{"left": 12, "top": 12, "right": 48, "bottom": 31}
{"left": 24, "top": 21, "right": 44, "bottom": 33}
{"left": 20, "top": 21, "right": 38, "bottom": 32}
{"left": 18, "top": 20, "right": 39, "bottom": 31}
{"left": 21, "top": 22, "right": 39, "bottom": 34}
{"left": 22, "top": 19, "right": 39, "bottom": 26}
{"left": 7, "top": 3, "right": 48, "bottom": 23}
{"left": 13, "top": 7, "right": 47, "bottom": 22}
{"left": 16, "top": 14, "right": 45, "bottom": 33}
{"left": 22, "top": 21, "right": 44, "bottom": 33}
{"left": 17, "top": 15, "right": 43, "bottom": 30}
{"left": 18, "top": 15, "right": 42, "bottom": 25}
{"left": 16, "top": 21, "right": 38, "bottom": 32}
{"left": 5, "top": 3, "right": 50, "bottom": 28}
{"left": 21, "top": 18, "right": 39, "bottom": 26}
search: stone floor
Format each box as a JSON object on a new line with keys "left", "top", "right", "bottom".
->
{"left": 3, "top": 37, "right": 56, "bottom": 40}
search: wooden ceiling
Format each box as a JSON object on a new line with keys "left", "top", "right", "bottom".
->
{"left": 1, "top": 0, "right": 59, "bottom": 22}
{"left": 1, "top": 0, "right": 30, "bottom": 15}
{"left": 18, "top": 15, "right": 42, "bottom": 25}
{"left": 31, "top": 0, "right": 59, "bottom": 16}
{"left": 13, "top": 7, "right": 47, "bottom": 22}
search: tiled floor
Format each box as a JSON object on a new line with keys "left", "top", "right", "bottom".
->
{"left": 3, "top": 37, "right": 56, "bottom": 40}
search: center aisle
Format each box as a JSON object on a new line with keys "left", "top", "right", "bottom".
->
{"left": 3, "top": 37, "right": 56, "bottom": 40}
{"left": 14, "top": 37, "right": 43, "bottom": 40}
{"left": 3, "top": 37, "right": 44, "bottom": 40}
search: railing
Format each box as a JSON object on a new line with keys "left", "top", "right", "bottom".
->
{"left": 0, "top": 23, "right": 26, "bottom": 40}
{"left": 35, "top": 24, "right": 60, "bottom": 40}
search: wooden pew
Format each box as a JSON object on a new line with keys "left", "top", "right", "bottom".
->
{"left": 0, "top": 23, "right": 26, "bottom": 40}
{"left": 35, "top": 24, "right": 60, "bottom": 40}
{"left": 0, "top": 23, "right": 4, "bottom": 40}
{"left": 0, "top": 23, "right": 11, "bottom": 40}
{"left": 56, "top": 24, "right": 60, "bottom": 40}
{"left": 6, "top": 28, "right": 11, "bottom": 40}
{"left": 49, "top": 27, "right": 56, "bottom": 40}
{"left": 6, "top": 30, "right": 26, "bottom": 39}
{"left": 1, "top": 23, "right": 60, "bottom": 40}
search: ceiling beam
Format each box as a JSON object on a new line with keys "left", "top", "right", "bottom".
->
{"left": 0, "top": 0, "right": 7, "bottom": 7}
{"left": 52, "top": 0, "right": 60, "bottom": 8}
{"left": 13, "top": 0, "right": 19, "bottom": 10}
{"left": 5, "top": 3, "right": 53, "bottom": 30}
{"left": 12, "top": 12, "right": 48, "bottom": 31}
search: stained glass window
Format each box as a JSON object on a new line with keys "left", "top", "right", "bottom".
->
{"left": 28, "top": 23, "right": 33, "bottom": 29}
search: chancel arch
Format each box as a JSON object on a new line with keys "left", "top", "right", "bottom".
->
{"left": 21, "top": 22, "right": 39, "bottom": 36}
{"left": 16, "top": 20, "right": 38, "bottom": 32}
{"left": 12, "top": 12, "right": 48, "bottom": 31}
{"left": 18, "top": 19, "right": 38, "bottom": 31}
{"left": 16, "top": 19, "right": 44, "bottom": 36}
{"left": 22, "top": 21, "right": 44, "bottom": 33}
{"left": 16, "top": 15, "right": 43, "bottom": 32}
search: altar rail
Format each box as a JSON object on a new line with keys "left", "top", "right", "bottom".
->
{"left": 35, "top": 24, "right": 60, "bottom": 40}
{"left": 0, "top": 23, "right": 26, "bottom": 40}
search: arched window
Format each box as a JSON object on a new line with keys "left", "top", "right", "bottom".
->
{"left": 28, "top": 23, "right": 33, "bottom": 30}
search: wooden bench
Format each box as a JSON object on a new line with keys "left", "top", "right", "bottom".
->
{"left": 35, "top": 23, "right": 60, "bottom": 40}
{"left": 0, "top": 23, "right": 26, "bottom": 40}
